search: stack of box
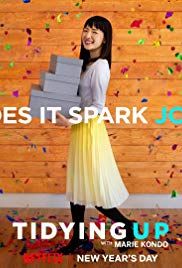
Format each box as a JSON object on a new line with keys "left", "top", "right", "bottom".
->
{"left": 29, "top": 54, "right": 83, "bottom": 119}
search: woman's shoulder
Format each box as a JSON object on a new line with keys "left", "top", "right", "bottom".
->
{"left": 94, "top": 58, "right": 110, "bottom": 71}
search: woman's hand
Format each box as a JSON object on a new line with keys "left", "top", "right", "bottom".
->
{"left": 47, "top": 112, "right": 73, "bottom": 128}
{"left": 56, "top": 111, "right": 73, "bottom": 127}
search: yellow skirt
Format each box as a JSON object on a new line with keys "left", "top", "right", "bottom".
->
{"left": 66, "top": 115, "right": 129, "bottom": 208}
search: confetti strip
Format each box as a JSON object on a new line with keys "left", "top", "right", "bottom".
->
{"left": 155, "top": 178, "right": 161, "bottom": 184}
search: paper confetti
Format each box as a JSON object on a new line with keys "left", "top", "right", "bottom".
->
{"left": 56, "top": 13, "right": 62, "bottom": 23}
{"left": 0, "top": 91, "right": 6, "bottom": 96}
{"left": 121, "top": 66, "right": 129, "bottom": 74}
{"left": 137, "top": 39, "right": 145, "bottom": 45}
{"left": 128, "top": 30, "right": 132, "bottom": 34}
{"left": 167, "top": 67, "right": 174, "bottom": 75}
{"left": 6, "top": 215, "right": 15, "bottom": 222}
{"left": 42, "top": 147, "right": 47, "bottom": 153}
{"left": 153, "top": 40, "right": 161, "bottom": 47}
{"left": 45, "top": 23, "right": 50, "bottom": 32}
{"left": 26, "top": 28, "right": 32, "bottom": 35}
{"left": 146, "top": 248, "right": 158, "bottom": 254}
{"left": 172, "top": 144, "right": 178, "bottom": 150}
{"left": 175, "top": 52, "right": 182, "bottom": 61}
{"left": 141, "top": 98, "right": 148, "bottom": 102}
{"left": 9, "top": 61, "right": 15, "bottom": 68}
{"left": 166, "top": 24, "right": 174, "bottom": 31}
{"left": 130, "top": 19, "right": 143, "bottom": 28}
{"left": 165, "top": 11, "right": 173, "bottom": 19}
{"left": 27, "top": 37, "right": 32, "bottom": 46}
{"left": 12, "top": 90, "right": 19, "bottom": 97}
{"left": 75, "top": 13, "right": 82, "bottom": 19}
{"left": 4, "top": 44, "right": 12, "bottom": 51}
{"left": 23, "top": 0, "right": 31, "bottom": 3}
{"left": 171, "top": 190, "right": 178, "bottom": 198}
{"left": 167, "top": 91, "right": 172, "bottom": 96}
{"left": 0, "top": 189, "right": 3, "bottom": 194}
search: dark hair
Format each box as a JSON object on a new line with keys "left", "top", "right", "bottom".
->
{"left": 79, "top": 16, "right": 112, "bottom": 72}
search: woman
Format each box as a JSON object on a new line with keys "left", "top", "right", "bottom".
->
{"left": 55, "top": 16, "right": 138, "bottom": 254}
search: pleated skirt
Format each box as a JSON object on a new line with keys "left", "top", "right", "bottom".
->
{"left": 66, "top": 115, "right": 129, "bottom": 208}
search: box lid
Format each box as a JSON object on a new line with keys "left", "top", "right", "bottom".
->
{"left": 41, "top": 72, "right": 80, "bottom": 85}
{"left": 30, "top": 85, "right": 81, "bottom": 102}
{"left": 50, "top": 54, "right": 83, "bottom": 67}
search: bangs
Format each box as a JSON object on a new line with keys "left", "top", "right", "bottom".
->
{"left": 84, "top": 18, "right": 105, "bottom": 32}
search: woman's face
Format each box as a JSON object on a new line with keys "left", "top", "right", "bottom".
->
{"left": 81, "top": 25, "right": 105, "bottom": 51}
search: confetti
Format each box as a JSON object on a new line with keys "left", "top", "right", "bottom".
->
{"left": 75, "top": 13, "right": 82, "bottom": 19}
{"left": 137, "top": 39, "right": 145, "bottom": 45}
{"left": 45, "top": 23, "right": 50, "bottom": 32}
{"left": 146, "top": 248, "right": 158, "bottom": 254}
{"left": 9, "top": 61, "right": 15, "bottom": 68}
{"left": 153, "top": 40, "right": 161, "bottom": 47}
{"left": 130, "top": 19, "right": 143, "bottom": 28}
{"left": 128, "top": 30, "right": 132, "bottom": 34}
{"left": 175, "top": 52, "right": 182, "bottom": 61}
{"left": 27, "top": 37, "right": 32, "bottom": 46}
{"left": 155, "top": 178, "right": 161, "bottom": 184}
{"left": 4, "top": 44, "right": 12, "bottom": 51}
{"left": 26, "top": 28, "right": 31, "bottom": 35}
{"left": 56, "top": 13, "right": 63, "bottom": 24}
{"left": 23, "top": 0, "right": 31, "bottom": 3}
{"left": 75, "top": 2, "right": 81, "bottom": 7}
{"left": 172, "top": 144, "right": 178, "bottom": 150}
{"left": 171, "top": 190, "right": 178, "bottom": 198}
{"left": 141, "top": 98, "right": 148, "bottom": 102}
{"left": 0, "top": 91, "right": 6, "bottom": 96}
{"left": 156, "top": 135, "right": 162, "bottom": 140}
{"left": 167, "top": 91, "right": 172, "bottom": 96}
{"left": 166, "top": 24, "right": 174, "bottom": 31}
{"left": 0, "top": 189, "right": 3, "bottom": 194}
{"left": 165, "top": 11, "right": 173, "bottom": 19}
{"left": 42, "top": 147, "right": 47, "bottom": 153}
{"left": 24, "top": 178, "right": 29, "bottom": 184}
{"left": 12, "top": 90, "right": 19, "bottom": 97}
{"left": 121, "top": 66, "right": 129, "bottom": 74}
{"left": 164, "top": 179, "right": 170, "bottom": 186}
{"left": 6, "top": 215, "right": 15, "bottom": 222}
{"left": 167, "top": 67, "right": 173, "bottom": 75}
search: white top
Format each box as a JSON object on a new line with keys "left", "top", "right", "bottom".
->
{"left": 78, "top": 58, "right": 110, "bottom": 114}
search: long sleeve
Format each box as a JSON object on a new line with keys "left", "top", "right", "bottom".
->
{"left": 89, "top": 59, "right": 110, "bottom": 113}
